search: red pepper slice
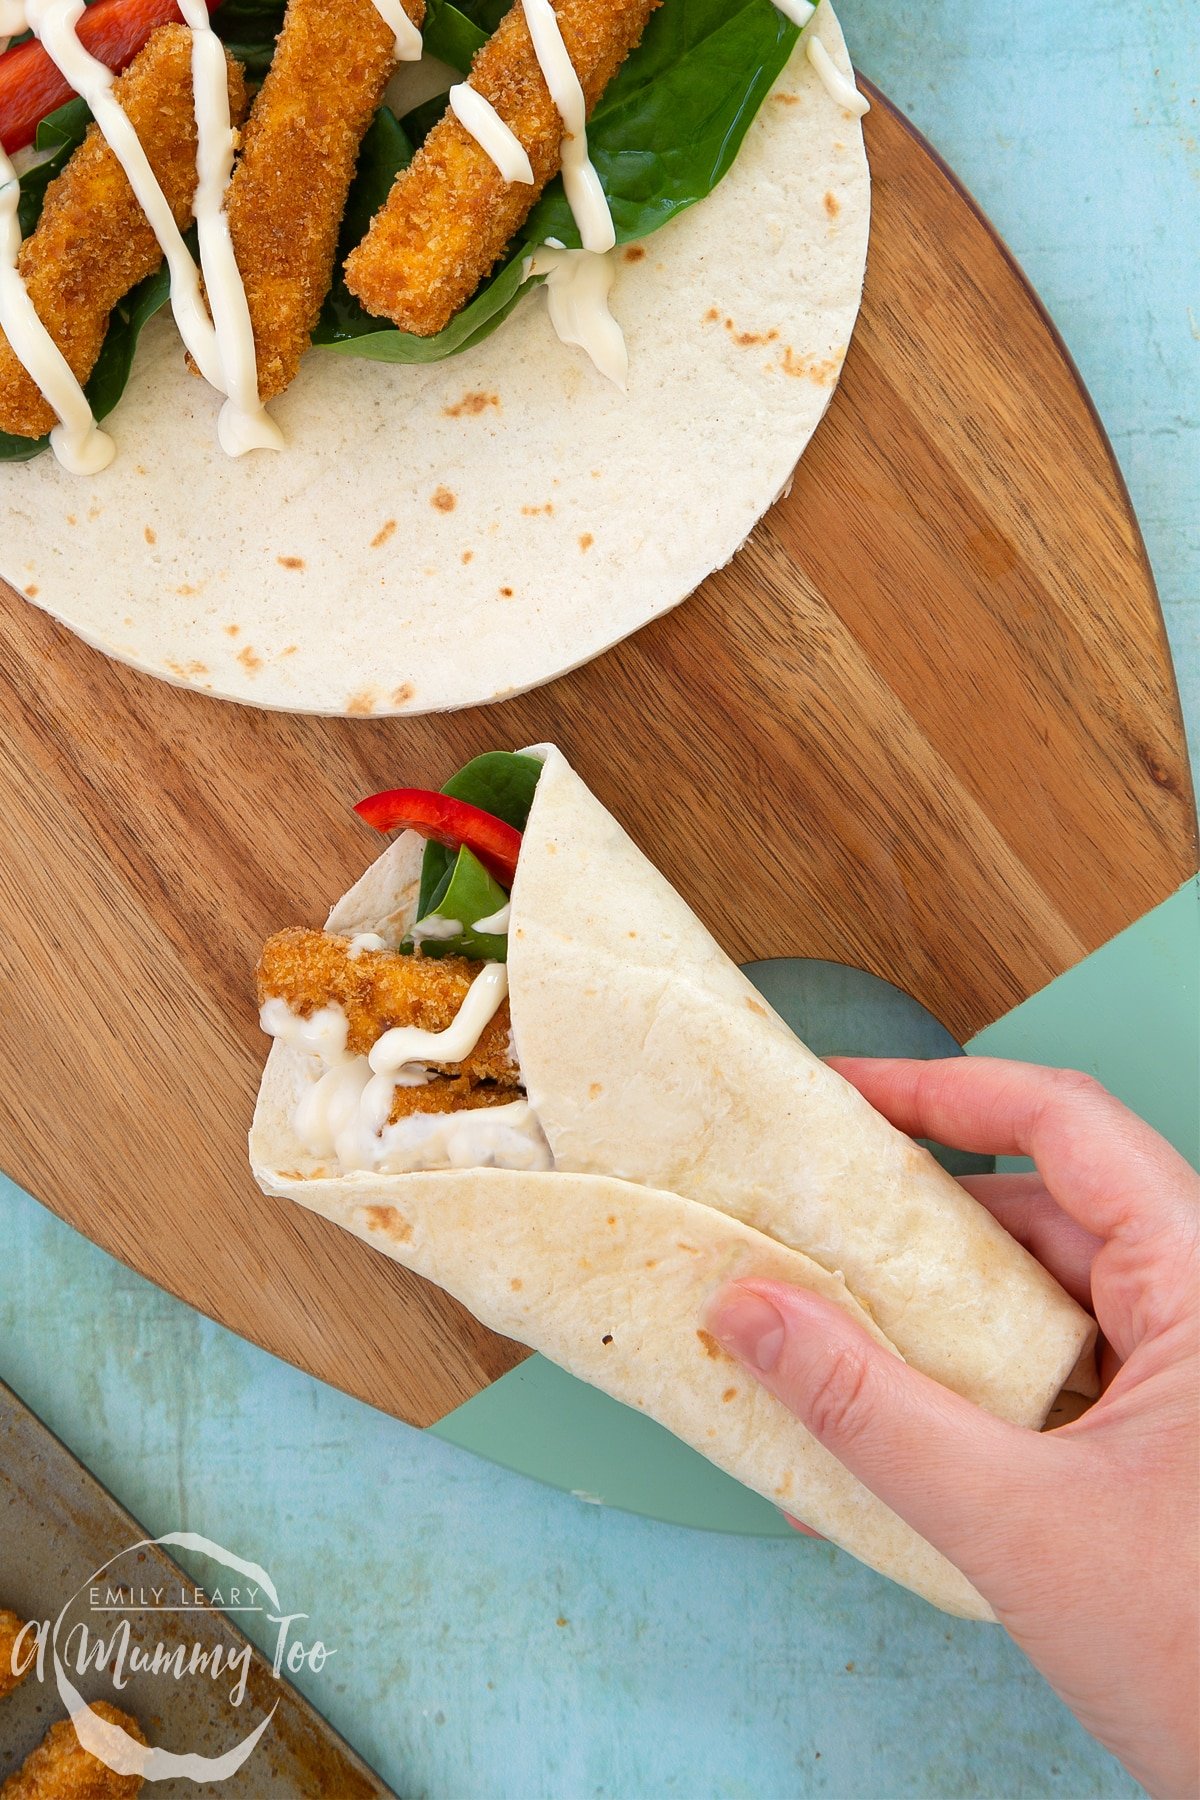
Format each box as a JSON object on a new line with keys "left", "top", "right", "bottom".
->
{"left": 1, "top": 0, "right": 221, "bottom": 155}
{"left": 355, "top": 787, "right": 523, "bottom": 889}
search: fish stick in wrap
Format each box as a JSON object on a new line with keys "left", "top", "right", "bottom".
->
{"left": 251, "top": 745, "right": 1097, "bottom": 1616}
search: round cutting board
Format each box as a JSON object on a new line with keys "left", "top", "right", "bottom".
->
{"left": 0, "top": 84, "right": 1194, "bottom": 1439}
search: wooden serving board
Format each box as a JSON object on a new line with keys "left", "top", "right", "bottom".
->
{"left": 1, "top": 88, "right": 1194, "bottom": 1428}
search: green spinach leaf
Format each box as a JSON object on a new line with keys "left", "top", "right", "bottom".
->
{"left": 416, "top": 751, "right": 544, "bottom": 919}
{"left": 407, "top": 845, "right": 512, "bottom": 961}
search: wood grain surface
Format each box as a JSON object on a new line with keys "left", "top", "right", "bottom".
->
{"left": 0, "top": 88, "right": 1194, "bottom": 1428}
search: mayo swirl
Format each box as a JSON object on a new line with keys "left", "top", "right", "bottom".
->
{"left": 26, "top": 0, "right": 227, "bottom": 392}
{"left": 449, "top": 84, "right": 534, "bottom": 185}
{"left": 260, "top": 962, "right": 552, "bottom": 1176}
{"left": 0, "top": 144, "right": 115, "bottom": 471}
{"left": 176, "top": 0, "right": 282, "bottom": 456}
{"left": 366, "top": 0, "right": 422, "bottom": 61}
{"left": 521, "top": 0, "right": 614, "bottom": 253}
{"left": 525, "top": 242, "right": 627, "bottom": 390}
{"left": 773, "top": 0, "right": 816, "bottom": 24}
{"left": 806, "top": 33, "right": 869, "bottom": 117}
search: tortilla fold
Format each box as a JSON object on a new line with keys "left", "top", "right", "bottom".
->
{"left": 506, "top": 750, "right": 1098, "bottom": 1426}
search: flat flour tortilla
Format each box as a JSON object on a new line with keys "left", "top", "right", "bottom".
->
{"left": 251, "top": 747, "right": 1097, "bottom": 1616}
{"left": 1, "top": 3, "right": 869, "bottom": 716}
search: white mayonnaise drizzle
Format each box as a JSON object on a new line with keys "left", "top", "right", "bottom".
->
{"left": 0, "top": 146, "right": 115, "bottom": 471}
{"left": 473, "top": 902, "right": 511, "bottom": 934}
{"left": 806, "top": 33, "right": 869, "bottom": 117}
{"left": 525, "top": 242, "right": 626, "bottom": 390}
{"left": 346, "top": 931, "right": 388, "bottom": 958}
{"left": 370, "top": 962, "right": 508, "bottom": 1077}
{"left": 449, "top": 84, "right": 534, "bottom": 185}
{"left": 521, "top": 0, "right": 614, "bottom": 253}
{"left": 26, "top": 0, "right": 228, "bottom": 393}
{"left": 261, "top": 963, "right": 551, "bottom": 1175}
{"left": 366, "top": 0, "right": 422, "bottom": 61}
{"left": 175, "top": 0, "right": 282, "bottom": 456}
{"left": 260, "top": 997, "right": 351, "bottom": 1060}
{"left": 772, "top": 0, "right": 815, "bottom": 25}
{"left": 408, "top": 915, "right": 465, "bottom": 947}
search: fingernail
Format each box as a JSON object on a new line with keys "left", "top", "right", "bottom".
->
{"left": 707, "top": 1290, "right": 785, "bottom": 1373}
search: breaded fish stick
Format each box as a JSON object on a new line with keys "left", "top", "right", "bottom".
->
{"left": 0, "top": 1610, "right": 33, "bottom": 1701}
{"left": 224, "top": 0, "right": 423, "bottom": 402}
{"left": 344, "top": 0, "right": 660, "bottom": 335}
{"left": 1, "top": 1701, "right": 146, "bottom": 1799}
{"left": 257, "top": 927, "right": 520, "bottom": 1083}
{"left": 0, "top": 26, "right": 247, "bottom": 440}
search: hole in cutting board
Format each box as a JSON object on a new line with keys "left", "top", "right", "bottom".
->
{"left": 741, "top": 958, "right": 995, "bottom": 1180}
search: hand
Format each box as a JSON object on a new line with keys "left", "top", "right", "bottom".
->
{"left": 706, "top": 1058, "right": 1199, "bottom": 1799}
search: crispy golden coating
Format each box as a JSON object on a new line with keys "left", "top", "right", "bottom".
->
{"left": 257, "top": 927, "right": 520, "bottom": 1084}
{"left": 0, "top": 1611, "right": 34, "bottom": 1701}
{"left": 1, "top": 1702, "right": 146, "bottom": 1799}
{"left": 224, "top": 0, "right": 423, "bottom": 402}
{"left": 387, "top": 1074, "right": 522, "bottom": 1122}
{"left": 343, "top": 0, "right": 661, "bottom": 335}
{"left": 0, "top": 27, "right": 247, "bottom": 440}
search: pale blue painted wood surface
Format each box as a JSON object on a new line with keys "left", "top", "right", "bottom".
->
{"left": 2, "top": 3, "right": 1196, "bottom": 1793}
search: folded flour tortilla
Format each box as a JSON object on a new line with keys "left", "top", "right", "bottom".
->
{"left": 251, "top": 747, "right": 1098, "bottom": 1617}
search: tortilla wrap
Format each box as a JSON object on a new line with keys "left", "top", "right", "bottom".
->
{"left": 251, "top": 746, "right": 1097, "bottom": 1617}
{"left": 507, "top": 750, "right": 1099, "bottom": 1425}
{"left": 2, "top": 3, "right": 868, "bottom": 717}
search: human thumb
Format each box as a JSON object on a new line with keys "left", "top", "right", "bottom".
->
{"left": 705, "top": 1278, "right": 1060, "bottom": 1597}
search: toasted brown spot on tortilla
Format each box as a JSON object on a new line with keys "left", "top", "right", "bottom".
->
{"left": 165, "top": 658, "right": 208, "bottom": 678}
{"left": 278, "top": 554, "right": 305, "bottom": 570}
{"left": 88, "top": 504, "right": 101, "bottom": 520}
{"left": 521, "top": 502, "right": 554, "bottom": 516}
{"left": 545, "top": 844, "right": 557, "bottom": 855}
{"left": 824, "top": 190, "right": 840, "bottom": 218}
{"left": 579, "top": 533, "right": 594, "bottom": 552}
{"left": 461, "top": 549, "right": 474, "bottom": 564}
{"left": 696, "top": 1329, "right": 722, "bottom": 1358}
{"left": 510, "top": 1277, "right": 523, "bottom": 1291}
{"left": 623, "top": 244, "right": 646, "bottom": 262}
{"left": 66, "top": 513, "right": 76, "bottom": 526}
{"left": 725, "top": 317, "right": 779, "bottom": 347}
{"left": 500, "top": 585, "right": 514, "bottom": 597}
{"left": 444, "top": 389, "right": 499, "bottom": 417}
{"left": 391, "top": 683, "right": 415, "bottom": 707}
{"left": 143, "top": 526, "right": 156, "bottom": 545}
{"left": 773, "top": 91, "right": 800, "bottom": 105}
{"left": 432, "top": 486, "right": 457, "bottom": 512}
{"left": 602, "top": 1334, "right": 613, "bottom": 1345}
{"left": 777, "top": 1471, "right": 794, "bottom": 1497}
{"left": 225, "top": 623, "right": 240, "bottom": 637}
{"left": 371, "top": 519, "right": 397, "bottom": 549}
{"left": 722, "top": 1387, "right": 738, "bottom": 1403}
{"left": 361, "top": 1204, "right": 412, "bottom": 1242}
{"left": 606, "top": 1215, "right": 617, "bottom": 1228}
{"left": 703, "top": 306, "right": 720, "bottom": 322}
{"left": 176, "top": 583, "right": 200, "bottom": 596}
{"left": 23, "top": 584, "right": 37, "bottom": 597}
{"left": 588, "top": 1082, "right": 603, "bottom": 1100}
{"left": 780, "top": 345, "right": 840, "bottom": 384}
{"left": 237, "top": 645, "right": 262, "bottom": 674}
{"left": 347, "top": 690, "right": 377, "bottom": 715}
{"left": 746, "top": 998, "right": 768, "bottom": 1016}
{"left": 644, "top": 1259, "right": 657, "bottom": 1269}
{"left": 280, "top": 644, "right": 298, "bottom": 657}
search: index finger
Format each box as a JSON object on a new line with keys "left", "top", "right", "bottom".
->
{"left": 828, "top": 1056, "right": 1200, "bottom": 1248}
